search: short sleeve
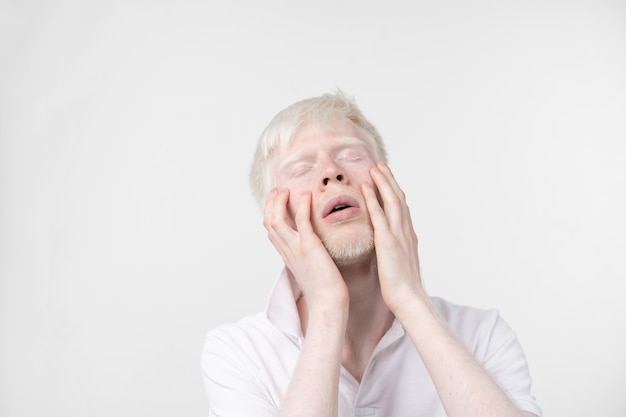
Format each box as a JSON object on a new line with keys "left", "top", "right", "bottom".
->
{"left": 201, "top": 326, "right": 279, "bottom": 417}
{"left": 432, "top": 298, "right": 542, "bottom": 417}
{"left": 481, "top": 313, "right": 543, "bottom": 417}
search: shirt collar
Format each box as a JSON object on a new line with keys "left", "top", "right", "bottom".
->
{"left": 265, "top": 267, "right": 408, "bottom": 346}
{"left": 265, "top": 268, "right": 304, "bottom": 340}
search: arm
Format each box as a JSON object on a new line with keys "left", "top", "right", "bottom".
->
{"left": 264, "top": 188, "right": 348, "bottom": 417}
{"left": 397, "top": 298, "right": 533, "bottom": 417}
{"left": 362, "top": 162, "right": 538, "bottom": 417}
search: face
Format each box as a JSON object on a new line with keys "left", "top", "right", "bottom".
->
{"left": 271, "top": 122, "right": 379, "bottom": 266}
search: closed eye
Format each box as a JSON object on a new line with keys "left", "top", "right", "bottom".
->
{"left": 339, "top": 154, "right": 361, "bottom": 161}
{"left": 339, "top": 153, "right": 363, "bottom": 162}
{"left": 336, "top": 146, "right": 368, "bottom": 162}
{"left": 290, "top": 163, "right": 314, "bottom": 178}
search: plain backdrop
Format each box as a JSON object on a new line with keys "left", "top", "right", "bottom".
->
{"left": 1, "top": 1, "right": 625, "bottom": 416}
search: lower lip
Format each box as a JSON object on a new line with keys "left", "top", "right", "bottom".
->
{"left": 325, "top": 207, "right": 361, "bottom": 223}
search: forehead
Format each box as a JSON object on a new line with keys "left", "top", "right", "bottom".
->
{"left": 283, "top": 122, "right": 373, "bottom": 155}
{"left": 268, "top": 121, "right": 378, "bottom": 180}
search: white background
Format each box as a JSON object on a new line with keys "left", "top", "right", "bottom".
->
{"left": 1, "top": 1, "right": 625, "bottom": 416}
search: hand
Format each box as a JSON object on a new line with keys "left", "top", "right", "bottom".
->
{"left": 263, "top": 188, "right": 349, "bottom": 312}
{"left": 361, "top": 162, "right": 426, "bottom": 316}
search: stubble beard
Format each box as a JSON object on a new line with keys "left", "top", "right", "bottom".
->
{"left": 320, "top": 223, "right": 375, "bottom": 267}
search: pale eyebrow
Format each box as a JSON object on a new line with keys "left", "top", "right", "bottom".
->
{"left": 332, "top": 136, "right": 371, "bottom": 153}
{"left": 277, "top": 136, "right": 370, "bottom": 171}
{"left": 277, "top": 153, "right": 312, "bottom": 173}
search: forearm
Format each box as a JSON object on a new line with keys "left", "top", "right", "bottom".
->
{"left": 398, "top": 298, "right": 527, "bottom": 417}
{"left": 278, "top": 305, "right": 348, "bottom": 417}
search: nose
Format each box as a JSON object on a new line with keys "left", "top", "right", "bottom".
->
{"left": 320, "top": 159, "right": 346, "bottom": 188}
{"left": 323, "top": 174, "right": 344, "bottom": 186}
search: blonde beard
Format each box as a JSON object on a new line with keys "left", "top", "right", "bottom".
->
{"left": 320, "top": 226, "right": 375, "bottom": 267}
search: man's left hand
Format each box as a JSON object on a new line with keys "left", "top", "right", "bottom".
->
{"left": 361, "top": 161, "right": 427, "bottom": 317}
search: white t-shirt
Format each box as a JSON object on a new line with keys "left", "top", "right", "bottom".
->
{"left": 202, "top": 269, "right": 542, "bottom": 417}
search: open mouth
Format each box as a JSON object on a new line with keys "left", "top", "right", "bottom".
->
{"left": 330, "top": 204, "right": 351, "bottom": 214}
{"left": 322, "top": 195, "right": 360, "bottom": 219}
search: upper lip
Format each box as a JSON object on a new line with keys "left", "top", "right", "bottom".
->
{"left": 322, "top": 194, "right": 360, "bottom": 218}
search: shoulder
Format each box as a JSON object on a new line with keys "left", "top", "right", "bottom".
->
{"left": 429, "top": 296, "right": 517, "bottom": 361}
{"left": 430, "top": 296, "right": 500, "bottom": 331}
{"left": 430, "top": 299, "right": 541, "bottom": 416}
{"left": 202, "top": 312, "right": 300, "bottom": 372}
{"left": 204, "top": 313, "right": 282, "bottom": 355}
{"left": 201, "top": 314, "right": 294, "bottom": 415}
{"left": 201, "top": 313, "right": 279, "bottom": 389}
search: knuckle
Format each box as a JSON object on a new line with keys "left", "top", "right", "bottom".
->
{"left": 270, "top": 219, "right": 281, "bottom": 229}
{"left": 388, "top": 195, "right": 402, "bottom": 207}
{"left": 263, "top": 216, "right": 281, "bottom": 230}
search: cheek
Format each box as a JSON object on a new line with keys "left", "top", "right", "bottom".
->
{"left": 358, "top": 176, "right": 383, "bottom": 206}
{"left": 284, "top": 187, "right": 308, "bottom": 216}
{"left": 288, "top": 188, "right": 313, "bottom": 211}
{"left": 286, "top": 196, "right": 298, "bottom": 220}
{"left": 284, "top": 190, "right": 315, "bottom": 230}
{"left": 276, "top": 172, "right": 314, "bottom": 191}
{"left": 357, "top": 171, "right": 376, "bottom": 189}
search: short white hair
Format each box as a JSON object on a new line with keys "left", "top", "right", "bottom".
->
{"left": 249, "top": 90, "right": 387, "bottom": 209}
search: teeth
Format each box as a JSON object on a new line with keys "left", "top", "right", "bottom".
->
{"left": 331, "top": 205, "right": 349, "bottom": 213}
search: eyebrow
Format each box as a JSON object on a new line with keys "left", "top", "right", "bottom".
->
{"left": 277, "top": 136, "right": 370, "bottom": 171}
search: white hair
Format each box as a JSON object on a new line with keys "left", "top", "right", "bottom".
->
{"left": 249, "top": 90, "right": 388, "bottom": 209}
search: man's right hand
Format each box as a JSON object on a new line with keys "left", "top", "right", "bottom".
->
{"left": 263, "top": 188, "right": 349, "bottom": 313}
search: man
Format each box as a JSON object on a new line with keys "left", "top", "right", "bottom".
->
{"left": 202, "top": 91, "right": 541, "bottom": 417}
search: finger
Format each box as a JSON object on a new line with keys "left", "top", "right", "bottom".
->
{"left": 265, "top": 188, "right": 296, "bottom": 245}
{"left": 376, "top": 162, "right": 416, "bottom": 231}
{"left": 377, "top": 161, "right": 405, "bottom": 198}
{"left": 370, "top": 165, "right": 405, "bottom": 228}
{"left": 361, "top": 182, "right": 390, "bottom": 233}
{"left": 264, "top": 188, "right": 286, "bottom": 229}
{"left": 263, "top": 188, "right": 279, "bottom": 230}
{"left": 263, "top": 188, "right": 289, "bottom": 253}
{"left": 294, "top": 191, "right": 314, "bottom": 236}
{"left": 272, "top": 187, "right": 290, "bottom": 223}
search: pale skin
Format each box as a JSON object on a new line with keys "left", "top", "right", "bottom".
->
{"left": 263, "top": 125, "right": 537, "bottom": 417}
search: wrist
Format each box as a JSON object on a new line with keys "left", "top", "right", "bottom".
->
{"left": 306, "top": 302, "right": 349, "bottom": 337}
{"left": 391, "top": 290, "right": 438, "bottom": 326}
{"left": 308, "top": 296, "right": 349, "bottom": 320}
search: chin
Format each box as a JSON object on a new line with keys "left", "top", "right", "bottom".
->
{"left": 321, "top": 228, "right": 375, "bottom": 267}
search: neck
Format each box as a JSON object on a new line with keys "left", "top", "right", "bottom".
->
{"left": 340, "top": 257, "right": 395, "bottom": 380}
{"left": 295, "top": 255, "right": 395, "bottom": 381}
{"left": 338, "top": 256, "right": 392, "bottom": 333}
